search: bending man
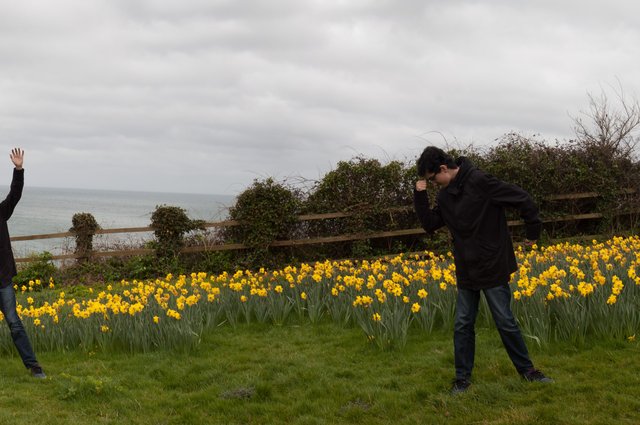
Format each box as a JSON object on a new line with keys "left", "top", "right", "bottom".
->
{"left": 414, "top": 146, "right": 551, "bottom": 394}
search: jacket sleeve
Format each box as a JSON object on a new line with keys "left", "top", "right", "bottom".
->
{"left": 481, "top": 174, "right": 542, "bottom": 240}
{"left": 413, "top": 188, "right": 445, "bottom": 234}
{"left": 0, "top": 168, "right": 24, "bottom": 221}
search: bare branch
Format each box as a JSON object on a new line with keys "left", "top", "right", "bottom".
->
{"left": 571, "top": 83, "right": 640, "bottom": 158}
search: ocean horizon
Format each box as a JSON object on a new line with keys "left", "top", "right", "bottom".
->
{"left": 7, "top": 185, "right": 236, "bottom": 258}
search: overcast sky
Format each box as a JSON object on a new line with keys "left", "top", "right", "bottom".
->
{"left": 0, "top": 0, "right": 638, "bottom": 195}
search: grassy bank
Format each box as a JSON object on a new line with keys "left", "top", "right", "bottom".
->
{"left": 3, "top": 322, "right": 640, "bottom": 425}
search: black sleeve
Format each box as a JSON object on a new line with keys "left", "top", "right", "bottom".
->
{"left": 413, "top": 189, "right": 445, "bottom": 234}
{"left": 482, "top": 174, "right": 542, "bottom": 240}
{"left": 0, "top": 168, "right": 24, "bottom": 221}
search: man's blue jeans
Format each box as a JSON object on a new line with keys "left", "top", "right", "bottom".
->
{"left": 0, "top": 285, "right": 38, "bottom": 368}
{"left": 454, "top": 284, "right": 533, "bottom": 380}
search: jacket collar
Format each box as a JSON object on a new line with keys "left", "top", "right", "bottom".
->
{"left": 445, "top": 157, "right": 474, "bottom": 195}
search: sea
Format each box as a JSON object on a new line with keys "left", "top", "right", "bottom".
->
{"left": 7, "top": 186, "right": 235, "bottom": 259}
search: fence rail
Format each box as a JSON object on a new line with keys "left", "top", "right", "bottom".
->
{"left": 12, "top": 189, "right": 638, "bottom": 263}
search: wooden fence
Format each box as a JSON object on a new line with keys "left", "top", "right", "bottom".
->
{"left": 12, "top": 189, "right": 638, "bottom": 263}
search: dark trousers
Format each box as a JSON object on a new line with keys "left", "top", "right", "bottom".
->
{"left": 0, "top": 285, "right": 38, "bottom": 368}
{"left": 454, "top": 284, "right": 533, "bottom": 380}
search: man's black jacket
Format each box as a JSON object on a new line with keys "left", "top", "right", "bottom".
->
{"left": 0, "top": 168, "right": 23, "bottom": 288}
{"left": 414, "top": 158, "right": 541, "bottom": 290}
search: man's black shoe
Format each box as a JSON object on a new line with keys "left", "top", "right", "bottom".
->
{"left": 30, "top": 365, "right": 46, "bottom": 379}
{"left": 450, "top": 378, "right": 471, "bottom": 395}
{"left": 521, "top": 368, "right": 553, "bottom": 383}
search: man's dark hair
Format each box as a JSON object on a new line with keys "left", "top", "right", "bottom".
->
{"left": 416, "top": 146, "right": 458, "bottom": 177}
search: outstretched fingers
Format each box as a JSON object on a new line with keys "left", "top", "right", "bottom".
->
{"left": 10, "top": 148, "right": 24, "bottom": 168}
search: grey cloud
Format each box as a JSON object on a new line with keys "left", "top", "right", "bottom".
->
{"left": 0, "top": 0, "right": 638, "bottom": 195}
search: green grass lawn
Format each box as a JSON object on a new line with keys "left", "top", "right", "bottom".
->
{"left": 1, "top": 323, "right": 639, "bottom": 425}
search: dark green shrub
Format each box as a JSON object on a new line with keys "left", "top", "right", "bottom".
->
{"left": 14, "top": 252, "right": 56, "bottom": 288}
{"left": 70, "top": 212, "right": 100, "bottom": 262}
{"left": 467, "top": 132, "right": 640, "bottom": 237}
{"left": 183, "top": 250, "right": 235, "bottom": 275}
{"left": 223, "top": 178, "right": 302, "bottom": 269}
{"left": 56, "top": 259, "right": 114, "bottom": 286}
{"left": 121, "top": 254, "right": 166, "bottom": 280}
{"left": 303, "top": 157, "right": 420, "bottom": 258}
{"left": 150, "top": 205, "right": 205, "bottom": 261}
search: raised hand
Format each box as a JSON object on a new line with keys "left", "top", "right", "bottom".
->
{"left": 10, "top": 148, "right": 24, "bottom": 170}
